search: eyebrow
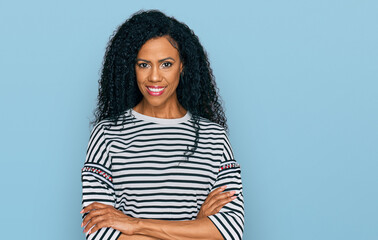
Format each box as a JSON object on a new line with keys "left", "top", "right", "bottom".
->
{"left": 136, "top": 57, "right": 176, "bottom": 63}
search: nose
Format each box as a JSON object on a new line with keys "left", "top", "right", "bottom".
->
{"left": 148, "top": 65, "right": 162, "bottom": 82}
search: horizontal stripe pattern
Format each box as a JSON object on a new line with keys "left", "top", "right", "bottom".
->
{"left": 82, "top": 109, "right": 244, "bottom": 239}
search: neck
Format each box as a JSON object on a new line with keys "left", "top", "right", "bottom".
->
{"left": 133, "top": 99, "right": 187, "bottom": 119}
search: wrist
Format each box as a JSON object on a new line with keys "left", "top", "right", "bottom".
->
{"left": 132, "top": 218, "right": 145, "bottom": 235}
{"left": 117, "top": 215, "right": 142, "bottom": 236}
{"left": 133, "top": 218, "right": 162, "bottom": 238}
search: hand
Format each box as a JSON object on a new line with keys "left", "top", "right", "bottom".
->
{"left": 118, "top": 234, "right": 161, "bottom": 240}
{"left": 81, "top": 202, "right": 138, "bottom": 235}
{"left": 196, "top": 185, "right": 237, "bottom": 219}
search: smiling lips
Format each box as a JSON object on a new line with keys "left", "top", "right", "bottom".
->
{"left": 146, "top": 86, "right": 166, "bottom": 96}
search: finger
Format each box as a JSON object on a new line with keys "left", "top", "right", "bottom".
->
{"left": 227, "top": 190, "right": 236, "bottom": 198}
{"left": 84, "top": 214, "right": 108, "bottom": 233}
{"left": 203, "top": 186, "right": 228, "bottom": 205}
{"left": 200, "top": 191, "right": 232, "bottom": 215}
{"left": 207, "top": 191, "right": 236, "bottom": 211}
{"left": 89, "top": 215, "right": 115, "bottom": 234}
{"left": 208, "top": 188, "right": 233, "bottom": 202}
{"left": 82, "top": 208, "right": 109, "bottom": 227}
{"left": 83, "top": 215, "right": 99, "bottom": 233}
{"left": 81, "top": 202, "right": 108, "bottom": 213}
{"left": 198, "top": 191, "right": 235, "bottom": 218}
{"left": 197, "top": 188, "right": 234, "bottom": 218}
{"left": 213, "top": 196, "right": 237, "bottom": 213}
{"left": 207, "top": 198, "right": 232, "bottom": 215}
{"left": 206, "top": 190, "right": 235, "bottom": 208}
{"left": 207, "top": 186, "right": 227, "bottom": 198}
{"left": 81, "top": 202, "right": 98, "bottom": 213}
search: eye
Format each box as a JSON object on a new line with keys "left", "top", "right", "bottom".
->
{"left": 161, "top": 62, "right": 173, "bottom": 68}
{"left": 137, "top": 62, "right": 149, "bottom": 68}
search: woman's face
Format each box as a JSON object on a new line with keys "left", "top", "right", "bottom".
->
{"left": 135, "top": 36, "right": 183, "bottom": 109}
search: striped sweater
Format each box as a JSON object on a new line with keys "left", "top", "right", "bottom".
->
{"left": 82, "top": 109, "right": 244, "bottom": 239}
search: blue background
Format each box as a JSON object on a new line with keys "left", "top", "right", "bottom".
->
{"left": 1, "top": 0, "right": 377, "bottom": 239}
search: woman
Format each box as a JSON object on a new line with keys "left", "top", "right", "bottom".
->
{"left": 81, "top": 10, "right": 244, "bottom": 240}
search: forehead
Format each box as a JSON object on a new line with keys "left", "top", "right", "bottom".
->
{"left": 137, "top": 37, "right": 180, "bottom": 59}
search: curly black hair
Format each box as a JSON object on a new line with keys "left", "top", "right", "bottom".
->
{"left": 93, "top": 10, "right": 227, "bottom": 156}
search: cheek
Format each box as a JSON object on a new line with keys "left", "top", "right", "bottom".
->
{"left": 135, "top": 71, "right": 146, "bottom": 85}
{"left": 166, "top": 69, "right": 181, "bottom": 84}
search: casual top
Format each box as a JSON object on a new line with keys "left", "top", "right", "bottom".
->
{"left": 82, "top": 109, "right": 244, "bottom": 240}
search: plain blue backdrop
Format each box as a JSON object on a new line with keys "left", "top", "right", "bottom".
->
{"left": 1, "top": 0, "right": 377, "bottom": 239}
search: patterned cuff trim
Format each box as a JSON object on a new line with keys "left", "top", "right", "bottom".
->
{"left": 82, "top": 166, "right": 113, "bottom": 182}
{"left": 219, "top": 162, "right": 240, "bottom": 172}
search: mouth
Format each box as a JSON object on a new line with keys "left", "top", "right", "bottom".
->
{"left": 146, "top": 86, "right": 166, "bottom": 96}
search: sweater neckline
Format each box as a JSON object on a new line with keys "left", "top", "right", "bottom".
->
{"left": 130, "top": 108, "right": 191, "bottom": 124}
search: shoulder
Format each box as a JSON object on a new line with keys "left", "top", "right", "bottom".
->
{"left": 91, "top": 109, "right": 136, "bottom": 134}
{"left": 192, "top": 116, "right": 227, "bottom": 134}
{"left": 189, "top": 115, "right": 230, "bottom": 148}
{"left": 193, "top": 117, "right": 235, "bottom": 159}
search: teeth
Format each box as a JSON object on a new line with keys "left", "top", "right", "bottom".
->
{"left": 148, "top": 87, "right": 165, "bottom": 92}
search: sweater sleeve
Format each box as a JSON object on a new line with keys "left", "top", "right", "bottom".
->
{"left": 208, "top": 132, "right": 245, "bottom": 240}
{"left": 81, "top": 123, "right": 121, "bottom": 240}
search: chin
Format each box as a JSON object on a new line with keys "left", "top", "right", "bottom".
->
{"left": 143, "top": 98, "right": 167, "bottom": 108}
